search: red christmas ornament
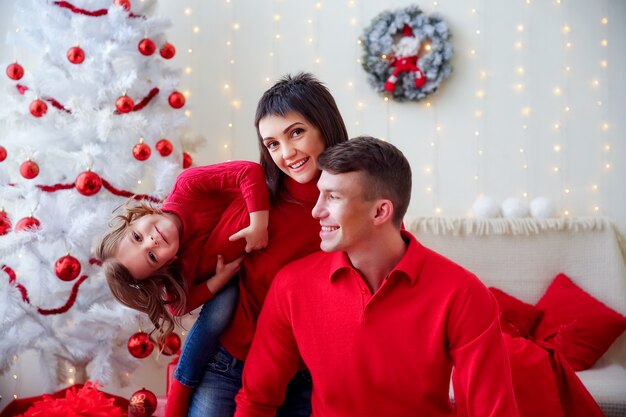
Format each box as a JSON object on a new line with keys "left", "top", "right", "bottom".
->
{"left": 0, "top": 145, "right": 7, "bottom": 162}
{"left": 129, "top": 387, "right": 158, "bottom": 417}
{"left": 75, "top": 170, "right": 102, "bottom": 196}
{"left": 29, "top": 98, "right": 48, "bottom": 117}
{"left": 138, "top": 38, "right": 156, "bottom": 56}
{"left": 54, "top": 254, "right": 82, "bottom": 281}
{"left": 15, "top": 216, "right": 41, "bottom": 232}
{"left": 6, "top": 62, "right": 24, "bottom": 81}
{"left": 0, "top": 210, "right": 11, "bottom": 236}
{"left": 159, "top": 42, "right": 176, "bottom": 59}
{"left": 113, "top": 0, "right": 131, "bottom": 10}
{"left": 168, "top": 91, "right": 185, "bottom": 109}
{"left": 159, "top": 332, "right": 181, "bottom": 356}
{"left": 20, "top": 160, "right": 39, "bottom": 179}
{"left": 127, "top": 332, "right": 154, "bottom": 359}
{"left": 182, "top": 152, "right": 192, "bottom": 169}
{"left": 133, "top": 139, "right": 151, "bottom": 161}
{"left": 155, "top": 139, "right": 173, "bottom": 157}
{"left": 67, "top": 45, "right": 85, "bottom": 64}
{"left": 116, "top": 94, "right": 134, "bottom": 113}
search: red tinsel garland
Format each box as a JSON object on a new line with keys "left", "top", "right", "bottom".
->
{"left": 16, "top": 84, "right": 161, "bottom": 116}
{"left": 2, "top": 265, "right": 30, "bottom": 303}
{"left": 8, "top": 181, "right": 160, "bottom": 203}
{"left": 16, "top": 84, "right": 71, "bottom": 113}
{"left": 101, "top": 178, "right": 160, "bottom": 202}
{"left": 2, "top": 263, "right": 98, "bottom": 315}
{"left": 53, "top": 0, "right": 142, "bottom": 18}
{"left": 37, "top": 275, "right": 89, "bottom": 315}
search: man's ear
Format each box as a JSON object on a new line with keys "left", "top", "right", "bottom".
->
{"left": 373, "top": 199, "right": 394, "bottom": 226}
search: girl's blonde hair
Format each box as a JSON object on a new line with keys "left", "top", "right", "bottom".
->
{"left": 97, "top": 200, "right": 187, "bottom": 344}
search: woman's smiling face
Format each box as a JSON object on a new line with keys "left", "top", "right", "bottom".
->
{"left": 259, "top": 111, "right": 326, "bottom": 185}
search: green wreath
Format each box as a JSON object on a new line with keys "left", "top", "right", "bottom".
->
{"left": 361, "top": 4, "right": 453, "bottom": 102}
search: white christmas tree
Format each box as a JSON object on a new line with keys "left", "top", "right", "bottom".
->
{"left": 0, "top": 0, "right": 201, "bottom": 390}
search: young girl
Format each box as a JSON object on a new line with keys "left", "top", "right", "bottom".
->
{"left": 97, "top": 160, "right": 271, "bottom": 416}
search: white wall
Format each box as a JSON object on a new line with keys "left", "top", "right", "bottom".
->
{"left": 1, "top": 0, "right": 625, "bottom": 404}
{"left": 152, "top": 0, "right": 625, "bottom": 232}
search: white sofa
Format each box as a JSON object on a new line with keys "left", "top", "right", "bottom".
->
{"left": 409, "top": 216, "right": 626, "bottom": 417}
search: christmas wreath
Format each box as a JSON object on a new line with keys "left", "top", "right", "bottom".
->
{"left": 360, "top": 4, "right": 453, "bottom": 102}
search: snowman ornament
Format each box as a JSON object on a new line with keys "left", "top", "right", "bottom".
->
{"left": 385, "top": 24, "right": 427, "bottom": 92}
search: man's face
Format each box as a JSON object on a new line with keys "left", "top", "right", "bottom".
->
{"left": 312, "top": 170, "right": 376, "bottom": 253}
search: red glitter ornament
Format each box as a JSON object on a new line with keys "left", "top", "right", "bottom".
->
{"left": 6, "top": 62, "right": 24, "bottom": 81}
{"left": 159, "top": 42, "right": 176, "bottom": 59}
{"left": 75, "top": 170, "right": 102, "bottom": 196}
{"left": 0, "top": 145, "right": 7, "bottom": 162}
{"left": 182, "top": 152, "right": 192, "bottom": 169}
{"left": 127, "top": 332, "right": 154, "bottom": 359}
{"left": 67, "top": 45, "right": 85, "bottom": 64}
{"left": 133, "top": 139, "right": 151, "bottom": 161}
{"left": 116, "top": 94, "right": 134, "bottom": 113}
{"left": 15, "top": 216, "right": 41, "bottom": 232}
{"left": 54, "top": 254, "right": 82, "bottom": 281}
{"left": 159, "top": 332, "right": 181, "bottom": 356}
{"left": 155, "top": 139, "right": 173, "bottom": 157}
{"left": 29, "top": 99, "right": 48, "bottom": 117}
{"left": 129, "top": 387, "right": 158, "bottom": 417}
{"left": 168, "top": 91, "right": 185, "bottom": 109}
{"left": 138, "top": 38, "right": 156, "bottom": 56}
{"left": 0, "top": 210, "right": 10, "bottom": 236}
{"left": 114, "top": 0, "right": 131, "bottom": 10}
{"left": 20, "top": 160, "right": 39, "bottom": 179}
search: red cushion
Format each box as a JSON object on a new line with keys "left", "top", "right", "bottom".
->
{"left": 489, "top": 287, "right": 543, "bottom": 338}
{"left": 533, "top": 273, "right": 626, "bottom": 371}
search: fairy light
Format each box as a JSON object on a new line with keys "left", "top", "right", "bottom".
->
{"left": 594, "top": 6, "right": 611, "bottom": 216}
{"left": 471, "top": 3, "right": 487, "bottom": 200}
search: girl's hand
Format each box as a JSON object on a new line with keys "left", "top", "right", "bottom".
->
{"left": 228, "top": 210, "right": 269, "bottom": 253}
{"left": 205, "top": 255, "right": 244, "bottom": 294}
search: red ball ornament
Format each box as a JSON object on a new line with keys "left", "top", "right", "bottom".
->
{"left": 6, "top": 62, "right": 24, "bottom": 81}
{"left": 155, "top": 139, "right": 173, "bottom": 157}
{"left": 0, "top": 210, "right": 11, "bottom": 236}
{"left": 20, "top": 160, "right": 39, "bottom": 179}
{"left": 138, "top": 38, "right": 156, "bottom": 56}
{"left": 127, "top": 332, "right": 154, "bottom": 359}
{"left": 159, "top": 332, "right": 181, "bottom": 356}
{"left": 15, "top": 216, "right": 41, "bottom": 232}
{"left": 0, "top": 145, "right": 7, "bottom": 162}
{"left": 129, "top": 387, "right": 158, "bottom": 417}
{"left": 159, "top": 42, "right": 176, "bottom": 59}
{"left": 113, "top": 0, "right": 131, "bottom": 10}
{"left": 54, "top": 254, "right": 82, "bottom": 281}
{"left": 67, "top": 45, "right": 85, "bottom": 64}
{"left": 133, "top": 140, "right": 151, "bottom": 161}
{"left": 182, "top": 152, "right": 192, "bottom": 169}
{"left": 168, "top": 91, "right": 185, "bottom": 109}
{"left": 29, "top": 99, "right": 48, "bottom": 117}
{"left": 75, "top": 170, "right": 102, "bottom": 196}
{"left": 116, "top": 94, "right": 134, "bottom": 113}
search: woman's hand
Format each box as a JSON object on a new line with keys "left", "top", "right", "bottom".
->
{"left": 228, "top": 210, "right": 269, "bottom": 253}
{"left": 205, "top": 255, "right": 244, "bottom": 294}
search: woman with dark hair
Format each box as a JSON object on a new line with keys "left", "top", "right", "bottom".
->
{"left": 186, "top": 73, "right": 348, "bottom": 417}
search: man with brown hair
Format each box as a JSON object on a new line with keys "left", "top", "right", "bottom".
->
{"left": 235, "top": 136, "right": 519, "bottom": 417}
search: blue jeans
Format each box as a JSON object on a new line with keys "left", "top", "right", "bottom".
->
{"left": 174, "top": 278, "right": 239, "bottom": 387}
{"left": 188, "top": 344, "right": 312, "bottom": 417}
